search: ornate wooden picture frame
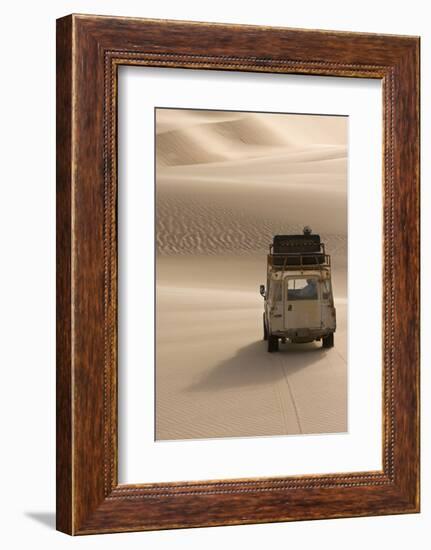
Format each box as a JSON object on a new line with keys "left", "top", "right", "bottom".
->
{"left": 56, "top": 14, "right": 420, "bottom": 535}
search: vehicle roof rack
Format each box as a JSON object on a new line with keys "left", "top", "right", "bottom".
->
{"left": 268, "top": 231, "right": 331, "bottom": 272}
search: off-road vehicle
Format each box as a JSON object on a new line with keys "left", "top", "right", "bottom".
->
{"left": 260, "top": 228, "right": 336, "bottom": 352}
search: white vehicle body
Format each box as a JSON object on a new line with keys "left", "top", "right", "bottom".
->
{"left": 260, "top": 232, "right": 336, "bottom": 352}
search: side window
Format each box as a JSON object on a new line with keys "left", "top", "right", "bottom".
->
{"left": 287, "top": 278, "right": 318, "bottom": 300}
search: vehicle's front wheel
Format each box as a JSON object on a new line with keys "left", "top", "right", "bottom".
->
{"left": 268, "top": 334, "right": 279, "bottom": 352}
{"left": 322, "top": 333, "right": 334, "bottom": 348}
{"left": 263, "top": 313, "right": 268, "bottom": 341}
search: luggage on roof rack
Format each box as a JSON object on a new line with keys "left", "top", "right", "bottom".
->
{"left": 272, "top": 234, "right": 321, "bottom": 254}
{"left": 270, "top": 234, "right": 327, "bottom": 267}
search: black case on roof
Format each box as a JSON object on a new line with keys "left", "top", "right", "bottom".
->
{"left": 272, "top": 234, "right": 321, "bottom": 254}
{"left": 271, "top": 234, "right": 325, "bottom": 266}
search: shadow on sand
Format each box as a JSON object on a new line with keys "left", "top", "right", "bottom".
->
{"left": 188, "top": 339, "right": 326, "bottom": 393}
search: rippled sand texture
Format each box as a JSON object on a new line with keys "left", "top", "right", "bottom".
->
{"left": 155, "top": 108, "right": 348, "bottom": 440}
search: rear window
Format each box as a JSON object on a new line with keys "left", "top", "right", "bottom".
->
{"left": 287, "top": 278, "right": 318, "bottom": 300}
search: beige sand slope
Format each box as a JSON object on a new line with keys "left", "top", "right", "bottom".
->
{"left": 155, "top": 109, "right": 347, "bottom": 440}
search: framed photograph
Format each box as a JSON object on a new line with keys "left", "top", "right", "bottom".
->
{"left": 56, "top": 14, "right": 420, "bottom": 534}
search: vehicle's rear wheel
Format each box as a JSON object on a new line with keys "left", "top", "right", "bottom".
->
{"left": 322, "top": 333, "right": 334, "bottom": 348}
{"left": 268, "top": 334, "right": 279, "bottom": 352}
{"left": 263, "top": 313, "right": 268, "bottom": 341}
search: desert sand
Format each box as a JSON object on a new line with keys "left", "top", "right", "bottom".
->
{"left": 155, "top": 109, "right": 347, "bottom": 440}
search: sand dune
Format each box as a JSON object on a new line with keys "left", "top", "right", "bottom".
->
{"left": 156, "top": 193, "right": 347, "bottom": 256}
{"left": 156, "top": 122, "right": 290, "bottom": 167}
{"left": 156, "top": 111, "right": 347, "bottom": 256}
{"left": 156, "top": 256, "right": 347, "bottom": 440}
{"left": 156, "top": 109, "right": 347, "bottom": 167}
{"left": 156, "top": 108, "right": 245, "bottom": 134}
{"left": 155, "top": 108, "right": 348, "bottom": 441}
{"left": 160, "top": 149, "right": 347, "bottom": 181}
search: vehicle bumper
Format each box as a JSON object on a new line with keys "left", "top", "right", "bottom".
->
{"left": 271, "top": 327, "right": 335, "bottom": 341}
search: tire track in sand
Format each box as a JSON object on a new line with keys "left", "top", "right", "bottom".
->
{"left": 268, "top": 352, "right": 303, "bottom": 435}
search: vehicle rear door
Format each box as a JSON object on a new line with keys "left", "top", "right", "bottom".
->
{"left": 284, "top": 276, "right": 321, "bottom": 330}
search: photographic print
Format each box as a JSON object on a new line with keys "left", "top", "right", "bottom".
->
{"left": 155, "top": 107, "right": 348, "bottom": 441}
{"left": 56, "top": 16, "right": 420, "bottom": 532}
